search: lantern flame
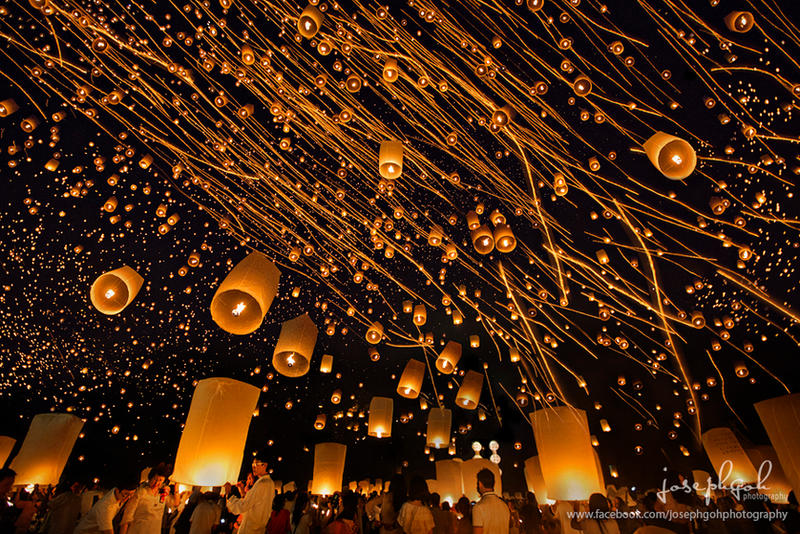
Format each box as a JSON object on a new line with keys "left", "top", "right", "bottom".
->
{"left": 232, "top": 302, "right": 246, "bottom": 316}
{"left": 104, "top": 288, "right": 116, "bottom": 299}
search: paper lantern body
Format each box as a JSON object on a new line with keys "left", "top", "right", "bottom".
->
{"left": 426, "top": 408, "right": 452, "bottom": 449}
{"left": 397, "top": 359, "right": 425, "bottom": 398}
{"left": 90, "top": 266, "right": 144, "bottom": 315}
{"left": 701, "top": 427, "right": 758, "bottom": 484}
{"left": 692, "top": 470, "right": 712, "bottom": 496}
{"left": 298, "top": 5, "right": 324, "bottom": 39}
{"left": 368, "top": 397, "right": 394, "bottom": 438}
{"left": 530, "top": 406, "right": 603, "bottom": 500}
{"left": 524, "top": 456, "right": 548, "bottom": 502}
{"left": 755, "top": 394, "right": 800, "bottom": 500}
{"left": 436, "top": 341, "right": 461, "bottom": 374}
{"left": 311, "top": 443, "right": 347, "bottom": 496}
{"left": 320, "top": 354, "right": 333, "bottom": 374}
{"left": 211, "top": 252, "right": 281, "bottom": 335}
{"left": 10, "top": 414, "right": 83, "bottom": 486}
{"left": 172, "top": 377, "right": 260, "bottom": 486}
{"left": 461, "top": 458, "right": 501, "bottom": 502}
{"left": 0, "top": 437, "right": 15, "bottom": 467}
{"left": 746, "top": 446, "right": 791, "bottom": 504}
{"left": 435, "top": 459, "right": 464, "bottom": 505}
{"left": 379, "top": 141, "right": 404, "bottom": 180}
{"left": 593, "top": 450, "right": 605, "bottom": 489}
{"left": 273, "top": 313, "right": 318, "bottom": 377}
{"left": 643, "top": 131, "right": 697, "bottom": 180}
{"left": 455, "top": 371, "right": 483, "bottom": 410}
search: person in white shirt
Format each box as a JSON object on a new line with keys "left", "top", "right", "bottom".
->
{"left": 398, "top": 476, "right": 435, "bottom": 534}
{"left": 225, "top": 451, "right": 275, "bottom": 534}
{"left": 472, "top": 469, "right": 509, "bottom": 534}
{"left": 120, "top": 465, "right": 174, "bottom": 534}
{"left": 73, "top": 482, "right": 137, "bottom": 534}
{"left": 188, "top": 493, "right": 221, "bottom": 534}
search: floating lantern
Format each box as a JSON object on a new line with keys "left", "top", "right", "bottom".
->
{"left": 428, "top": 225, "right": 444, "bottom": 246}
{"left": 573, "top": 76, "right": 592, "bottom": 96}
{"left": 643, "top": 132, "right": 697, "bottom": 180}
{"left": 331, "top": 389, "right": 342, "bottom": 404}
{"left": 397, "top": 359, "right": 425, "bottom": 399}
{"left": 455, "top": 371, "right": 482, "bottom": 410}
{"left": 210, "top": 251, "right": 281, "bottom": 335}
{"left": 9, "top": 414, "right": 83, "bottom": 486}
{"left": 413, "top": 304, "right": 427, "bottom": 325}
{"left": 435, "top": 459, "right": 463, "bottom": 504}
{"left": 491, "top": 105, "right": 515, "bottom": 127}
{"left": 461, "top": 457, "right": 501, "bottom": 501}
{"left": 427, "top": 408, "right": 452, "bottom": 448}
{"left": 320, "top": 354, "right": 333, "bottom": 374}
{"left": 366, "top": 321, "right": 383, "bottom": 344}
{"left": 734, "top": 362, "right": 749, "bottom": 378}
{"left": 509, "top": 347, "right": 521, "bottom": 362}
{"left": 436, "top": 341, "right": 462, "bottom": 374}
{"left": 383, "top": 59, "right": 399, "bottom": 83}
{"left": 471, "top": 225, "right": 494, "bottom": 254}
{"left": 530, "top": 406, "right": 604, "bottom": 500}
{"left": 600, "top": 419, "right": 611, "bottom": 432}
{"left": 469, "top": 335, "right": 480, "bottom": 348}
{"left": 241, "top": 44, "right": 255, "bottom": 65}
{"left": 311, "top": 443, "right": 346, "bottom": 496}
{"left": 701, "top": 427, "right": 758, "bottom": 484}
{"left": 314, "top": 414, "right": 327, "bottom": 430}
{"left": 747, "top": 446, "right": 791, "bottom": 504}
{"left": 596, "top": 249, "right": 609, "bottom": 264}
{"left": 379, "top": 141, "right": 403, "bottom": 180}
{"left": 0, "top": 436, "right": 15, "bottom": 467}
{"left": 368, "top": 397, "right": 393, "bottom": 438}
{"left": 21, "top": 116, "right": 39, "bottom": 132}
{"left": 725, "top": 11, "right": 754, "bottom": 33}
{"left": 493, "top": 224, "right": 516, "bottom": 253}
{"left": 755, "top": 394, "right": 800, "bottom": 499}
{"left": 172, "top": 378, "right": 259, "bottom": 487}
{"left": 298, "top": 5, "right": 324, "bottom": 39}
{"left": 466, "top": 211, "right": 480, "bottom": 230}
{"left": 273, "top": 314, "right": 318, "bottom": 378}
{"left": 90, "top": 266, "right": 144, "bottom": 315}
{"left": 0, "top": 98, "right": 18, "bottom": 117}
{"left": 524, "top": 456, "right": 548, "bottom": 502}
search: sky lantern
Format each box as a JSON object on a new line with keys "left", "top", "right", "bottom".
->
{"left": 10, "top": 414, "right": 83, "bottom": 486}
{"left": 0, "top": 436, "right": 15, "bottom": 467}
{"left": 397, "top": 359, "right": 425, "bottom": 398}
{"left": 701, "top": 427, "right": 758, "bottom": 484}
{"left": 366, "top": 321, "right": 383, "bottom": 344}
{"left": 90, "top": 266, "right": 144, "bottom": 315}
{"left": 320, "top": 354, "right": 333, "bottom": 374}
{"left": 379, "top": 141, "right": 403, "bottom": 180}
{"left": 724, "top": 11, "right": 754, "bottom": 32}
{"left": 493, "top": 224, "right": 516, "bottom": 253}
{"left": 311, "top": 443, "right": 347, "bottom": 496}
{"left": 383, "top": 58, "right": 399, "bottom": 83}
{"left": 436, "top": 341, "right": 461, "bottom": 374}
{"left": 435, "top": 459, "right": 463, "bottom": 505}
{"left": 426, "top": 407, "right": 451, "bottom": 449}
{"left": 643, "top": 131, "right": 697, "bottom": 180}
{"left": 530, "top": 406, "right": 604, "bottom": 500}
{"left": 455, "top": 370, "right": 483, "bottom": 409}
{"left": 210, "top": 251, "right": 281, "bottom": 335}
{"left": 747, "top": 445, "right": 791, "bottom": 504}
{"left": 314, "top": 414, "right": 327, "bottom": 430}
{"left": 298, "top": 5, "right": 324, "bottom": 39}
{"left": 367, "top": 397, "right": 393, "bottom": 438}
{"left": 273, "top": 314, "right": 318, "bottom": 378}
{"left": 471, "top": 225, "right": 494, "bottom": 254}
{"left": 413, "top": 304, "right": 427, "bottom": 325}
{"left": 524, "top": 456, "right": 549, "bottom": 503}
{"left": 171, "top": 377, "right": 259, "bottom": 487}
{"left": 755, "top": 393, "right": 800, "bottom": 499}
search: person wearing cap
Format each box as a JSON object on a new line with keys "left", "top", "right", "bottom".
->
{"left": 225, "top": 451, "right": 274, "bottom": 534}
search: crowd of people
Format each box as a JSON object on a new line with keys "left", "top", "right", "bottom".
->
{"left": 1, "top": 456, "right": 798, "bottom": 534}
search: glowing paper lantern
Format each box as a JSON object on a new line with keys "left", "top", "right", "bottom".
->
{"left": 530, "top": 406, "right": 604, "bottom": 500}
{"left": 172, "top": 378, "right": 260, "bottom": 487}
{"left": 435, "top": 459, "right": 464, "bottom": 505}
{"left": 461, "top": 458, "right": 501, "bottom": 502}
{"left": 314, "top": 414, "right": 327, "bottom": 430}
{"left": 471, "top": 225, "right": 494, "bottom": 255}
{"left": 0, "top": 437, "right": 15, "bottom": 467}
{"left": 366, "top": 321, "right": 383, "bottom": 344}
{"left": 455, "top": 371, "right": 483, "bottom": 410}
{"left": 320, "top": 354, "right": 333, "bottom": 374}
{"left": 593, "top": 450, "right": 605, "bottom": 488}
{"left": 746, "top": 446, "right": 791, "bottom": 504}
{"left": 383, "top": 59, "right": 399, "bottom": 83}
{"left": 724, "top": 11, "right": 754, "bottom": 33}
{"left": 426, "top": 408, "right": 452, "bottom": 449}
{"left": 298, "top": 5, "right": 324, "bottom": 38}
{"left": 413, "top": 304, "right": 427, "bottom": 326}
{"left": 436, "top": 341, "right": 461, "bottom": 374}
{"left": 273, "top": 314, "right": 318, "bottom": 378}
{"left": 701, "top": 427, "right": 758, "bottom": 484}
{"left": 368, "top": 397, "right": 393, "bottom": 438}
{"left": 210, "top": 251, "right": 281, "bottom": 335}
{"left": 90, "top": 266, "right": 144, "bottom": 315}
{"left": 311, "top": 443, "right": 347, "bottom": 496}
{"left": 10, "top": 414, "right": 83, "bottom": 486}
{"left": 524, "top": 456, "right": 548, "bottom": 502}
{"left": 493, "top": 224, "right": 516, "bottom": 253}
{"left": 379, "top": 141, "right": 403, "bottom": 180}
{"left": 0, "top": 98, "right": 18, "bottom": 117}
{"left": 755, "top": 393, "right": 800, "bottom": 499}
{"left": 643, "top": 131, "right": 697, "bottom": 180}
{"left": 397, "top": 359, "right": 425, "bottom": 399}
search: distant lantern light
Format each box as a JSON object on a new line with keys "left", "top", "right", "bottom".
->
{"left": 379, "top": 141, "right": 404, "bottom": 180}
{"left": 298, "top": 5, "right": 324, "bottom": 39}
{"left": 210, "top": 252, "right": 281, "bottom": 335}
{"left": 90, "top": 266, "right": 144, "bottom": 315}
{"left": 643, "top": 131, "right": 697, "bottom": 180}
{"left": 320, "top": 354, "right": 333, "bottom": 374}
{"left": 314, "top": 414, "right": 327, "bottom": 430}
{"left": 436, "top": 341, "right": 462, "bottom": 374}
{"left": 455, "top": 371, "right": 483, "bottom": 410}
{"left": 366, "top": 321, "right": 384, "bottom": 344}
{"left": 368, "top": 397, "right": 394, "bottom": 438}
{"left": 397, "top": 359, "right": 425, "bottom": 399}
{"left": 273, "top": 314, "right": 318, "bottom": 378}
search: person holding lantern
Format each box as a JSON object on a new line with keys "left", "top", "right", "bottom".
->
{"left": 119, "top": 465, "right": 174, "bottom": 534}
{"left": 225, "top": 451, "right": 275, "bottom": 534}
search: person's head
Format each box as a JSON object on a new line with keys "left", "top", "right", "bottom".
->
{"left": 273, "top": 493, "right": 286, "bottom": 511}
{"left": 408, "top": 476, "right": 429, "bottom": 502}
{"left": 338, "top": 491, "right": 359, "bottom": 521}
{"left": 588, "top": 493, "right": 609, "bottom": 514}
{"left": 252, "top": 450, "right": 269, "bottom": 477}
{"left": 429, "top": 492, "right": 441, "bottom": 508}
{"left": 0, "top": 468, "right": 15, "bottom": 497}
{"left": 455, "top": 496, "right": 471, "bottom": 519}
{"left": 442, "top": 500, "right": 450, "bottom": 511}
{"left": 476, "top": 469, "right": 495, "bottom": 495}
{"left": 147, "top": 464, "right": 169, "bottom": 489}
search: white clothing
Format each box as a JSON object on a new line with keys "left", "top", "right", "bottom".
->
{"left": 227, "top": 475, "right": 275, "bottom": 534}
{"left": 73, "top": 490, "right": 123, "bottom": 534}
{"left": 189, "top": 501, "right": 221, "bottom": 534}
{"left": 80, "top": 490, "right": 103, "bottom": 517}
{"left": 121, "top": 485, "right": 166, "bottom": 534}
{"left": 472, "top": 492, "right": 509, "bottom": 534}
{"left": 397, "top": 501, "right": 435, "bottom": 534}
{"left": 555, "top": 502, "right": 582, "bottom": 534}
